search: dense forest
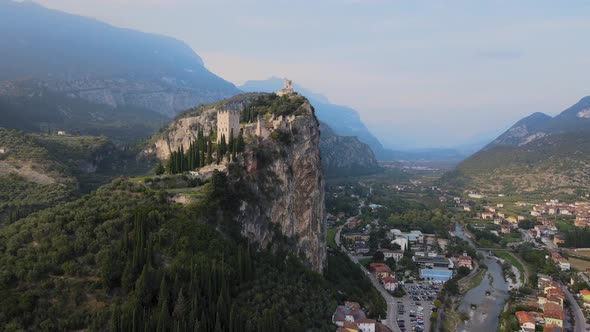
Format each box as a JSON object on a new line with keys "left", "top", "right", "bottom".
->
{"left": 0, "top": 164, "right": 384, "bottom": 332}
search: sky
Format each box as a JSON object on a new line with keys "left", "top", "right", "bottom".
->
{"left": 32, "top": 0, "right": 590, "bottom": 149}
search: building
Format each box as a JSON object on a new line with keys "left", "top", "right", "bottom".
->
{"left": 354, "top": 241, "right": 370, "bottom": 255}
{"left": 507, "top": 216, "right": 518, "bottom": 223}
{"left": 543, "top": 302, "right": 564, "bottom": 328}
{"left": 355, "top": 318, "right": 376, "bottom": 332}
{"left": 500, "top": 223, "right": 512, "bottom": 234}
{"left": 276, "top": 79, "right": 295, "bottom": 97}
{"left": 379, "top": 249, "right": 404, "bottom": 262}
{"left": 0, "top": 147, "right": 7, "bottom": 154}
{"left": 580, "top": 289, "right": 590, "bottom": 302}
{"left": 515, "top": 311, "right": 536, "bottom": 332}
{"left": 343, "top": 233, "right": 370, "bottom": 242}
{"left": 382, "top": 276, "right": 398, "bottom": 292}
{"left": 414, "top": 255, "right": 452, "bottom": 269}
{"left": 548, "top": 250, "right": 570, "bottom": 271}
{"left": 456, "top": 253, "right": 473, "bottom": 270}
{"left": 369, "top": 263, "right": 391, "bottom": 280}
{"left": 57, "top": 130, "right": 66, "bottom": 135}
{"left": 216, "top": 110, "right": 240, "bottom": 144}
{"left": 420, "top": 268, "right": 453, "bottom": 282}
{"left": 332, "top": 302, "right": 366, "bottom": 327}
{"left": 481, "top": 211, "right": 494, "bottom": 219}
{"left": 553, "top": 235, "right": 565, "bottom": 246}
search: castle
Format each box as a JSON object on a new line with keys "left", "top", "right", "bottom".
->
{"left": 216, "top": 79, "right": 297, "bottom": 143}
{"left": 216, "top": 110, "right": 240, "bottom": 144}
{"left": 276, "top": 79, "right": 294, "bottom": 97}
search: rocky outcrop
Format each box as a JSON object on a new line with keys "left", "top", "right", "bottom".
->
{"left": 319, "top": 122, "right": 381, "bottom": 177}
{"left": 147, "top": 93, "right": 262, "bottom": 160}
{"left": 149, "top": 94, "right": 326, "bottom": 273}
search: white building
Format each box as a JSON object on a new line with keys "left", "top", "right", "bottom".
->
{"left": 380, "top": 249, "right": 404, "bottom": 262}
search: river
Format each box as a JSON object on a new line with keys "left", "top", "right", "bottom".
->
{"left": 453, "top": 222, "right": 509, "bottom": 332}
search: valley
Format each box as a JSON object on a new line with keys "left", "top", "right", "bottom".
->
{"left": 0, "top": 1, "right": 589, "bottom": 332}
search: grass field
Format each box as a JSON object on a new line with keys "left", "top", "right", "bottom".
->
{"left": 565, "top": 249, "right": 590, "bottom": 258}
{"left": 493, "top": 251, "right": 526, "bottom": 285}
{"left": 327, "top": 228, "right": 338, "bottom": 250}
{"left": 569, "top": 258, "right": 590, "bottom": 271}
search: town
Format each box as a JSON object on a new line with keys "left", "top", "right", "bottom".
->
{"left": 326, "top": 172, "right": 590, "bottom": 332}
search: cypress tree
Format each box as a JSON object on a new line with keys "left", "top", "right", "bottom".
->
{"left": 237, "top": 132, "right": 245, "bottom": 153}
{"left": 157, "top": 277, "right": 170, "bottom": 332}
{"left": 109, "top": 303, "right": 121, "bottom": 332}
{"left": 206, "top": 140, "right": 212, "bottom": 165}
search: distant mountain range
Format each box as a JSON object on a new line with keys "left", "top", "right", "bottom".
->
{"left": 0, "top": 1, "right": 474, "bottom": 163}
{"left": 0, "top": 0, "right": 239, "bottom": 117}
{"left": 439, "top": 96, "right": 590, "bottom": 196}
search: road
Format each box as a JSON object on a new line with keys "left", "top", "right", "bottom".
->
{"left": 335, "top": 217, "right": 400, "bottom": 332}
{"left": 561, "top": 282, "right": 589, "bottom": 332}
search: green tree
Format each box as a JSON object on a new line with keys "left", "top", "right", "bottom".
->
{"left": 154, "top": 162, "right": 165, "bottom": 175}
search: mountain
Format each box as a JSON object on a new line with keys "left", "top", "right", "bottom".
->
{"left": 239, "top": 77, "right": 387, "bottom": 156}
{"left": 0, "top": 80, "right": 169, "bottom": 143}
{"left": 319, "top": 122, "right": 381, "bottom": 177}
{"left": 0, "top": 92, "right": 389, "bottom": 331}
{"left": 439, "top": 96, "right": 590, "bottom": 195}
{"left": 0, "top": 0, "right": 239, "bottom": 117}
{"left": 146, "top": 93, "right": 326, "bottom": 272}
{"left": 485, "top": 112, "right": 553, "bottom": 148}
{"left": 0, "top": 128, "right": 147, "bottom": 224}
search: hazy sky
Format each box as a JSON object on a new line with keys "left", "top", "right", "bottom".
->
{"left": 33, "top": 0, "right": 590, "bottom": 148}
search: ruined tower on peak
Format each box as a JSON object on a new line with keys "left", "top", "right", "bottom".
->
{"left": 276, "top": 79, "right": 295, "bottom": 97}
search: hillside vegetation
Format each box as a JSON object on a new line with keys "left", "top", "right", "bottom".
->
{"left": 0, "top": 129, "right": 151, "bottom": 224}
{"left": 0, "top": 171, "right": 383, "bottom": 331}
{"left": 439, "top": 96, "right": 590, "bottom": 195}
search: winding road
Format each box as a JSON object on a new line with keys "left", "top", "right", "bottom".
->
{"left": 335, "top": 217, "right": 400, "bottom": 332}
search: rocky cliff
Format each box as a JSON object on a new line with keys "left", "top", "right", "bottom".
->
{"left": 148, "top": 93, "right": 326, "bottom": 272}
{"left": 319, "top": 122, "right": 381, "bottom": 177}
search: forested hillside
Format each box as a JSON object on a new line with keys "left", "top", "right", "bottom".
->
{"left": 0, "top": 129, "right": 150, "bottom": 224}
{"left": 0, "top": 172, "right": 383, "bottom": 331}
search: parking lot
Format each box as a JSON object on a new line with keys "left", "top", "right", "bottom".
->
{"left": 395, "top": 281, "right": 442, "bottom": 332}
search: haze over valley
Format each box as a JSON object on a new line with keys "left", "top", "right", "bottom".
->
{"left": 1, "top": 1, "right": 590, "bottom": 332}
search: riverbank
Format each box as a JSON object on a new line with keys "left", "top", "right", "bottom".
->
{"left": 453, "top": 222, "right": 510, "bottom": 332}
{"left": 492, "top": 250, "right": 527, "bottom": 286}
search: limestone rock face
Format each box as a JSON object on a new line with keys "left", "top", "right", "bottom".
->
{"left": 148, "top": 94, "right": 261, "bottom": 160}
{"left": 238, "top": 101, "right": 326, "bottom": 273}
{"left": 42, "top": 78, "right": 238, "bottom": 118}
{"left": 319, "top": 122, "right": 381, "bottom": 177}
{"left": 149, "top": 94, "right": 326, "bottom": 273}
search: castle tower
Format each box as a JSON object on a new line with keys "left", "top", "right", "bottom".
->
{"left": 276, "top": 78, "right": 294, "bottom": 96}
{"left": 217, "top": 110, "right": 240, "bottom": 144}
